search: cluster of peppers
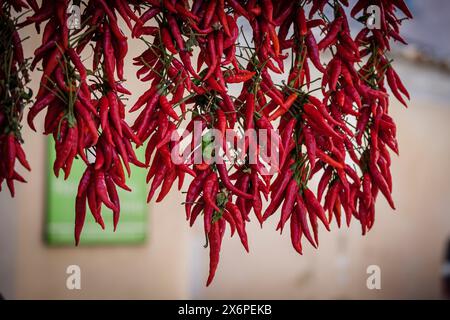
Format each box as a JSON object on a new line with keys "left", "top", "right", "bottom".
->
{"left": 24, "top": 0, "right": 144, "bottom": 244}
{"left": 0, "top": 0, "right": 411, "bottom": 286}
{"left": 0, "top": 0, "right": 34, "bottom": 196}
{"left": 128, "top": 0, "right": 411, "bottom": 285}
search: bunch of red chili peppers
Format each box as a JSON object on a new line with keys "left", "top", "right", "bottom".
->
{"left": 0, "top": 0, "right": 34, "bottom": 196}
{"left": 24, "top": 0, "right": 145, "bottom": 244}
{"left": 0, "top": 0, "right": 411, "bottom": 286}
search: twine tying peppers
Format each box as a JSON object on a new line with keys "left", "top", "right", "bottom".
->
{"left": 0, "top": 0, "right": 411, "bottom": 286}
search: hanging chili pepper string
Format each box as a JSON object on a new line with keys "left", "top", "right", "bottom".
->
{"left": 0, "top": 0, "right": 412, "bottom": 286}
{"left": 0, "top": 0, "right": 33, "bottom": 197}
{"left": 24, "top": 0, "right": 144, "bottom": 243}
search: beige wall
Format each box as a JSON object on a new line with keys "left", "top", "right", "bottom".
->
{"left": 1, "top": 19, "right": 450, "bottom": 299}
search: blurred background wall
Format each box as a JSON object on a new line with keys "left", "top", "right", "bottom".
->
{"left": 1, "top": 0, "right": 450, "bottom": 299}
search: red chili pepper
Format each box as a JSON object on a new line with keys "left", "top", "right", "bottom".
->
{"left": 206, "top": 220, "right": 221, "bottom": 286}
{"left": 189, "top": 202, "right": 204, "bottom": 227}
{"left": 156, "top": 169, "right": 177, "bottom": 202}
{"left": 53, "top": 125, "right": 76, "bottom": 178}
{"left": 263, "top": 167, "right": 293, "bottom": 220}
{"left": 5, "top": 134, "right": 16, "bottom": 178}
{"left": 107, "top": 92, "right": 123, "bottom": 137}
{"left": 95, "top": 170, "right": 118, "bottom": 211}
{"left": 386, "top": 67, "right": 408, "bottom": 107}
{"left": 305, "top": 31, "right": 325, "bottom": 73}
{"left": 27, "top": 91, "right": 56, "bottom": 131}
{"left": 295, "top": 194, "right": 316, "bottom": 248}
{"left": 161, "top": 27, "right": 178, "bottom": 54}
{"left": 290, "top": 204, "right": 303, "bottom": 254}
{"left": 159, "top": 95, "right": 178, "bottom": 120}
{"left": 277, "top": 179, "right": 298, "bottom": 233}
{"left": 75, "top": 191, "right": 87, "bottom": 245}
{"left": 268, "top": 93, "right": 297, "bottom": 120}
{"left": 202, "top": 0, "right": 217, "bottom": 28}
{"left": 216, "top": 162, "right": 253, "bottom": 200}
{"left": 369, "top": 162, "right": 395, "bottom": 210}
{"left": 227, "top": 0, "right": 250, "bottom": 19}
{"left": 147, "top": 163, "right": 168, "bottom": 203}
{"left": 222, "top": 209, "right": 236, "bottom": 237}
{"left": 318, "top": 17, "right": 342, "bottom": 50}
{"left": 297, "top": 8, "right": 308, "bottom": 37}
{"left": 203, "top": 172, "right": 222, "bottom": 213}
{"left": 304, "top": 188, "right": 330, "bottom": 231}
{"left": 226, "top": 202, "right": 249, "bottom": 252}
{"left": 217, "top": 0, "right": 230, "bottom": 36}
{"left": 103, "top": 25, "right": 116, "bottom": 89}
{"left": 15, "top": 143, "right": 30, "bottom": 171}
{"left": 303, "top": 126, "right": 317, "bottom": 169}
{"left": 303, "top": 103, "right": 343, "bottom": 141}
